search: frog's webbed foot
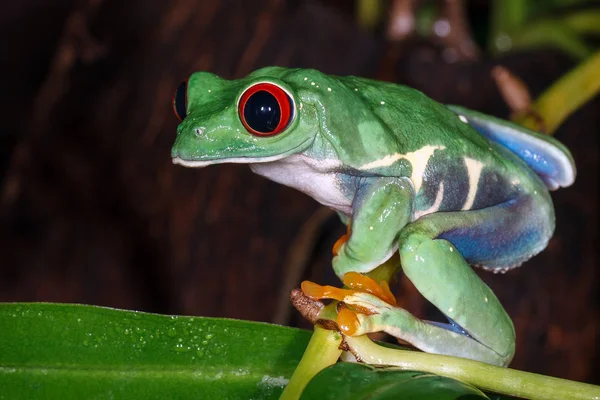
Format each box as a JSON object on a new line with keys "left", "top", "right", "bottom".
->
{"left": 302, "top": 271, "right": 512, "bottom": 367}
{"left": 302, "top": 272, "right": 399, "bottom": 337}
{"left": 336, "top": 293, "right": 399, "bottom": 337}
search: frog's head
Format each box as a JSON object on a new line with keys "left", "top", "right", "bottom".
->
{"left": 171, "top": 67, "right": 322, "bottom": 167}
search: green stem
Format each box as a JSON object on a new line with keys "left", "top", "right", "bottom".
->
{"left": 365, "top": 252, "right": 399, "bottom": 284}
{"left": 281, "top": 258, "right": 399, "bottom": 399}
{"left": 279, "top": 325, "right": 342, "bottom": 400}
{"left": 563, "top": 10, "right": 600, "bottom": 36}
{"left": 509, "top": 19, "right": 593, "bottom": 60}
{"left": 488, "top": 0, "right": 530, "bottom": 54}
{"left": 346, "top": 336, "right": 600, "bottom": 400}
{"left": 515, "top": 51, "right": 600, "bottom": 134}
{"left": 356, "top": 0, "right": 382, "bottom": 30}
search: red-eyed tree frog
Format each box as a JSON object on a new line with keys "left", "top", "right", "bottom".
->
{"left": 171, "top": 67, "right": 575, "bottom": 367}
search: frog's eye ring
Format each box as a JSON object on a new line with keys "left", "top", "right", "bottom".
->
{"left": 172, "top": 80, "right": 188, "bottom": 122}
{"left": 238, "top": 83, "right": 294, "bottom": 136}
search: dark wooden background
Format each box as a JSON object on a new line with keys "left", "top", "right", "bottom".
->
{"left": 1, "top": 0, "right": 598, "bottom": 384}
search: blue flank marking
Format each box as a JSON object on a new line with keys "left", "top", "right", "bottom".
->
{"left": 441, "top": 226, "right": 540, "bottom": 266}
{"left": 472, "top": 126, "right": 557, "bottom": 182}
{"left": 437, "top": 196, "right": 542, "bottom": 268}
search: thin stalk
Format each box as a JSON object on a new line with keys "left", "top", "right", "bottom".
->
{"left": 346, "top": 336, "right": 600, "bottom": 400}
{"left": 279, "top": 323, "right": 342, "bottom": 400}
{"left": 356, "top": 0, "right": 382, "bottom": 30}
{"left": 364, "top": 252, "right": 399, "bottom": 284}
{"left": 515, "top": 51, "right": 600, "bottom": 134}
{"left": 509, "top": 20, "right": 593, "bottom": 61}
{"left": 488, "top": 0, "right": 530, "bottom": 54}
{"left": 563, "top": 10, "right": 600, "bottom": 36}
{"left": 280, "top": 257, "right": 399, "bottom": 400}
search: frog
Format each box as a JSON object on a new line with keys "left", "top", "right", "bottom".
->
{"left": 170, "top": 66, "right": 575, "bottom": 367}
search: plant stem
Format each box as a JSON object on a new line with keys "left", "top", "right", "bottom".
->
{"left": 488, "top": 0, "right": 529, "bottom": 54}
{"left": 563, "top": 10, "right": 600, "bottom": 36}
{"left": 345, "top": 336, "right": 600, "bottom": 400}
{"left": 281, "top": 258, "right": 399, "bottom": 399}
{"left": 509, "top": 20, "right": 593, "bottom": 61}
{"left": 356, "top": 0, "right": 382, "bottom": 31}
{"left": 514, "top": 51, "right": 600, "bottom": 134}
{"left": 365, "top": 252, "right": 400, "bottom": 283}
{"left": 279, "top": 326, "right": 342, "bottom": 400}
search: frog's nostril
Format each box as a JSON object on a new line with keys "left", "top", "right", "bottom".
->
{"left": 195, "top": 127, "right": 206, "bottom": 137}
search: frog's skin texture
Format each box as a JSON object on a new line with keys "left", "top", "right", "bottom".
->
{"left": 171, "top": 67, "right": 576, "bottom": 367}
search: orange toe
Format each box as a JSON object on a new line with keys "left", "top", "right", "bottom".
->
{"left": 342, "top": 272, "right": 397, "bottom": 306}
{"left": 332, "top": 224, "right": 352, "bottom": 256}
{"left": 337, "top": 307, "right": 360, "bottom": 335}
{"left": 301, "top": 280, "right": 355, "bottom": 302}
{"left": 332, "top": 233, "right": 349, "bottom": 256}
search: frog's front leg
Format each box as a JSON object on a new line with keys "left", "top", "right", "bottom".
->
{"left": 332, "top": 177, "right": 413, "bottom": 278}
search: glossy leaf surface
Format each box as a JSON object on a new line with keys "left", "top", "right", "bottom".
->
{"left": 0, "top": 303, "right": 311, "bottom": 399}
{"left": 300, "top": 362, "right": 492, "bottom": 400}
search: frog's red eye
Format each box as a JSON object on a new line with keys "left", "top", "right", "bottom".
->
{"left": 238, "top": 83, "right": 294, "bottom": 136}
{"left": 172, "top": 80, "right": 188, "bottom": 121}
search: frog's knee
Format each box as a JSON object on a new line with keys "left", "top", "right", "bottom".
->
{"left": 333, "top": 238, "right": 398, "bottom": 278}
{"left": 397, "top": 230, "right": 436, "bottom": 262}
{"left": 332, "top": 246, "right": 379, "bottom": 278}
{"left": 501, "top": 337, "right": 516, "bottom": 366}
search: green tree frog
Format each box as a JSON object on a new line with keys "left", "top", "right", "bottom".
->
{"left": 171, "top": 67, "right": 575, "bottom": 367}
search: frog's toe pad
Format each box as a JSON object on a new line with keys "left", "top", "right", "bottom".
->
{"left": 332, "top": 234, "right": 349, "bottom": 256}
{"left": 342, "top": 272, "right": 396, "bottom": 306}
{"left": 336, "top": 297, "right": 393, "bottom": 336}
{"left": 337, "top": 308, "right": 361, "bottom": 335}
{"left": 332, "top": 224, "right": 352, "bottom": 256}
{"left": 300, "top": 273, "right": 396, "bottom": 306}
{"left": 300, "top": 275, "right": 399, "bottom": 337}
{"left": 301, "top": 281, "right": 356, "bottom": 302}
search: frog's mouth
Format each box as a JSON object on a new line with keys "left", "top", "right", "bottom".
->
{"left": 172, "top": 152, "right": 297, "bottom": 168}
{"left": 172, "top": 137, "right": 314, "bottom": 168}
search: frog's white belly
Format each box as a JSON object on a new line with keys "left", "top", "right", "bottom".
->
{"left": 250, "top": 154, "right": 352, "bottom": 215}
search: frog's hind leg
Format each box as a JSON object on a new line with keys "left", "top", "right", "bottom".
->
{"left": 343, "top": 193, "right": 554, "bottom": 366}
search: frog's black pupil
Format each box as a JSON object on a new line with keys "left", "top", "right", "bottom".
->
{"left": 174, "top": 81, "right": 187, "bottom": 120}
{"left": 243, "top": 90, "right": 281, "bottom": 133}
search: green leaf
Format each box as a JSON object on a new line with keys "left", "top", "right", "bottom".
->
{"left": 0, "top": 303, "right": 312, "bottom": 399}
{"left": 300, "top": 362, "right": 490, "bottom": 400}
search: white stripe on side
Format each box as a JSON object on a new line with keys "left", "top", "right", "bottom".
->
{"left": 462, "top": 157, "right": 484, "bottom": 210}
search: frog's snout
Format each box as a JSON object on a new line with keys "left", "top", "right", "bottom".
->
{"left": 170, "top": 144, "right": 182, "bottom": 161}
{"left": 171, "top": 135, "right": 213, "bottom": 168}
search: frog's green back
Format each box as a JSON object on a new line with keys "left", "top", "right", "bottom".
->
{"left": 337, "top": 75, "right": 491, "bottom": 153}
{"left": 318, "top": 74, "right": 507, "bottom": 179}
{"left": 332, "top": 74, "right": 574, "bottom": 190}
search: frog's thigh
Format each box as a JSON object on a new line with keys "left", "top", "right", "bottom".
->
{"left": 393, "top": 194, "right": 551, "bottom": 365}
{"left": 424, "top": 192, "right": 555, "bottom": 271}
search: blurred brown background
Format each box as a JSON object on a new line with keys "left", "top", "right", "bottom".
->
{"left": 0, "top": 0, "right": 598, "bottom": 384}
